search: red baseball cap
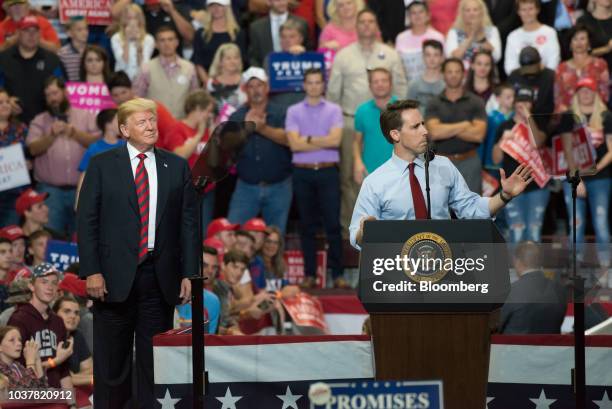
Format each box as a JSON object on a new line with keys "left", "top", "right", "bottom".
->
{"left": 15, "top": 188, "right": 49, "bottom": 216}
{"left": 242, "top": 218, "right": 267, "bottom": 232}
{"left": 59, "top": 273, "right": 87, "bottom": 298}
{"left": 17, "top": 15, "right": 40, "bottom": 30}
{"left": 575, "top": 77, "right": 597, "bottom": 92}
{"left": 206, "top": 218, "right": 239, "bottom": 238}
{"left": 203, "top": 237, "right": 225, "bottom": 264}
{"left": 0, "top": 225, "right": 25, "bottom": 241}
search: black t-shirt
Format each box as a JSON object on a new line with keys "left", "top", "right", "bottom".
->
{"left": 425, "top": 91, "right": 488, "bottom": 154}
{"left": 67, "top": 330, "right": 91, "bottom": 374}
{"left": 0, "top": 47, "right": 66, "bottom": 123}
{"left": 191, "top": 29, "right": 246, "bottom": 72}
{"left": 507, "top": 68, "right": 555, "bottom": 129}
{"left": 556, "top": 110, "right": 612, "bottom": 180}
{"left": 577, "top": 13, "right": 612, "bottom": 77}
{"left": 145, "top": 3, "right": 192, "bottom": 56}
{"left": 495, "top": 119, "right": 550, "bottom": 193}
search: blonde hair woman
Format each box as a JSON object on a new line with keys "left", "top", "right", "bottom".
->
{"left": 111, "top": 4, "right": 155, "bottom": 80}
{"left": 191, "top": 0, "right": 246, "bottom": 85}
{"left": 207, "top": 43, "right": 246, "bottom": 114}
{"left": 561, "top": 78, "right": 612, "bottom": 276}
{"left": 318, "top": 0, "right": 364, "bottom": 51}
{"left": 445, "top": 0, "right": 501, "bottom": 67}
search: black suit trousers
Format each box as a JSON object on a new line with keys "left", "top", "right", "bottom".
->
{"left": 92, "top": 259, "right": 173, "bottom": 409}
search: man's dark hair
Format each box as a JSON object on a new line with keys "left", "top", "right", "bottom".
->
{"left": 357, "top": 8, "right": 377, "bottom": 21}
{"left": 235, "top": 230, "right": 255, "bottom": 243}
{"left": 442, "top": 57, "right": 465, "bottom": 73}
{"left": 406, "top": 0, "right": 428, "bottom": 12}
{"left": 0, "top": 238, "right": 11, "bottom": 246}
{"left": 515, "top": 0, "right": 540, "bottom": 10}
{"left": 107, "top": 71, "right": 132, "bottom": 90}
{"left": 303, "top": 68, "right": 324, "bottom": 82}
{"left": 96, "top": 108, "right": 118, "bottom": 132}
{"left": 379, "top": 100, "right": 420, "bottom": 144}
{"left": 155, "top": 25, "right": 178, "bottom": 39}
{"left": 514, "top": 241, "right": 540, "bottom": 270}
{"left": 223, "top": 249, "right": 250, "bottom": 266}
{"left": 202, "top": 245, "right": 218, "bottom": 256}
{"left": 493, "top": 82, "right": 514, "bottom": 97}
{"left": 422, "top": 39, "right": 443, "bottom": 53}
{"left": 184, "top": 90, "right": 214, "bottom": 115}
{"left": 52, "top": 294, "right": 79, "bottom": 314}
{"left": 44, "top": 76, "right": 66, "bottom": 90}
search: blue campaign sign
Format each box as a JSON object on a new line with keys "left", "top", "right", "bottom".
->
{"left": 45, "top": 240, "right": 79, "bottom": 272}
{"left": 268, "top": 51, "right": 325, "bottom": 92}
{"left": 309, "top": 380, "right": 444, "bottom": 409}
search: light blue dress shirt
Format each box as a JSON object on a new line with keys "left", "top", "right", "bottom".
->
{"left": 349, "top": 152, "right": 492, "bottom": 249}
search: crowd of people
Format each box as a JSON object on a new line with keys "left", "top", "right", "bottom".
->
{"left": 0, "top": 0, "right": 610, "bottom": 403}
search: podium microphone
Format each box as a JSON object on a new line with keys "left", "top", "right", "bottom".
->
{"left": 424, "top": 141, "right": 435, "bottom": 220}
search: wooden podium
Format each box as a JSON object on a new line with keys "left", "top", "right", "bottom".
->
{"left": 359, "top": 220, "right": 509, "bottom": 409}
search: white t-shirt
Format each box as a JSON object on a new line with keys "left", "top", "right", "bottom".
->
{"left": 504, "top": 24, "right": 560, "bottom": 75}
{"left": 111, "top": 33, "right": 156, "bottom": 80}
{"left": 239, "top": 269, "right": 252, "bottom": 285}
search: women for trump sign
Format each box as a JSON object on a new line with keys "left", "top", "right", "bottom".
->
{"left": 66, "top": 82, "right": 116, "bottom": 115}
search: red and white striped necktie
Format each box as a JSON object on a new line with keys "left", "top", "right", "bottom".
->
{"left": 135, "top": 153, "right": 149, "bottom": 262}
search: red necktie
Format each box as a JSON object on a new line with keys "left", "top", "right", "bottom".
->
{"left": 135, "top": 153, "right": 149, "bottom": 262}
{"left": 409, "top": 162, "right": 427, "bottom": 219}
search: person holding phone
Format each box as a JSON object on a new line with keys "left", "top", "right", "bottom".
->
{"left": 53, "top": 295, "right": 93, "bottom": 387}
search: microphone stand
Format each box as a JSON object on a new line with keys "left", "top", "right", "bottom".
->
{"left": 191, "top": 175, "right": 209, "bottom": 409}
{"left": 425, "top": 146, "right": 433, "bottom": 220}
{"left": 566, "top": 170, "right": 586, "bottom": 409}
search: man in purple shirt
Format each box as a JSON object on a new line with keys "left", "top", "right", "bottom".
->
{"left": 285, "top": 68, "right": 346, "bottom": 289}
{"left": 26, "top": 76, "right": 99, "bottom": 237}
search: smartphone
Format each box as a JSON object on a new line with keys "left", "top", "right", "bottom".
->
{"left": 257, "top": 300, "right": 271, "bottom": 310}
{"left": 62, "top": 340, "right": 70, "bottom": 348}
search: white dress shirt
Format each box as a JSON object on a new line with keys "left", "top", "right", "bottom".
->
{"left": 127, "top": 142, "right": 158, "bottom": 250}
{"left": 270, "top": 11, "right": 288, "bottom": 52}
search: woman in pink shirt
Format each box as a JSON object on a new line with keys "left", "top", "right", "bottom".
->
{"left": 395, "top": 1, "right": 445, "bottom": 83}
{"left": 318, "top": 0, "right": 364, "bottom": 51}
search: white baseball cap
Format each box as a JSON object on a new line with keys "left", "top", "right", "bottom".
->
{"left": 241, "top": 67, "right": 268, "bottom": 85}
{"left": 207, "top": 0, "right": 230, "bottom": 6}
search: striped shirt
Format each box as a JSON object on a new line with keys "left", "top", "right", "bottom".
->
{"left": 57, "top": 43, "right": 83, "bottom": 82}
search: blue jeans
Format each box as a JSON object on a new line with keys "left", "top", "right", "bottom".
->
{"left": 504, "top": 188, "right": 550, "bottom": 243}
{"left": 37, "top": 183, "right": 76, "bottom": 237}
{"left": 228, "top": 177, "right": 292, "bottom": 234}
{"left": 293, "top": 167, "right": 343, "bottom": 279}
{"left": 563, "top": 177, "right": 611, "bottom": 267}
{"left": 0, "top": 187, "right": 22, "bottom": 226}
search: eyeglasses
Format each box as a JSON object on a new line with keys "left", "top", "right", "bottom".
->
{"left": 264, "top": 239, "right": 280, "bottom": 245}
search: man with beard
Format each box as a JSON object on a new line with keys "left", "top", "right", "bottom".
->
{"left": 26, "top": 76, "right": 99, "bottom": 237}
{"left": 0, "top": 15, "right": 64, "bottom": 123}
{"left": 425, "top": 58, "right": 487, "bottom": 194}
{"left": 227, "top": 67, "right": 292, "bottom": 233}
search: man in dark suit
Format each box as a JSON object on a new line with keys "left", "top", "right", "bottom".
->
{"left": 77, "top": 98, "right": 200, "bottom": 408}
{"left": 499, "top": 241, "right": 567, "bottom": 334}
{"left": 248, "top": 0, "right": 308, "bottom": 67}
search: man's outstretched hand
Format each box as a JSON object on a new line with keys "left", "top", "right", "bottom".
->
{"left": 500, "top": 164, "right": 534, "bottom": 198}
